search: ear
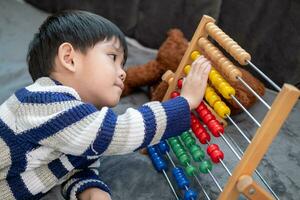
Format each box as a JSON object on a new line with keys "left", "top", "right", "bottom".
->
{"left": 57, "top": 42, "right": 76, "bottom": 72}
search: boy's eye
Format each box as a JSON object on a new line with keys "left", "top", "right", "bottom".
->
{"left": 108, "top": 54, "right": 117, "bottom": 61}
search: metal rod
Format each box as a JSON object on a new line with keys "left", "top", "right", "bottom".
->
{"left": 208, "top": 170, "right": 223, "bottom": 192}
{"left": 162, "top": 170, "right": 180, "bottom": 200}
{"left": 237, "top": 76, "right": 271, "bottom": 109}
{"left": 226, "top": 134, "right": 280, "bottom": 200}
{"left": 226, "top": 115, "right": 251, "bottom": 144}
{"left": 206, "top": 140, "right": 232, "bottom": 176}
{"left": 219, "top": 159, "right": 232, "bottom": 176}
{"left": 219, "top": 133, "right": 242, "bottom": 160}
{"left": 230, "top": 95, "right": 261, "bottom": 127}
{"left": 246, "top": 60, "right": 281, "bottom": 92}
{"left": 192, "top": 172, "right": 212, "bottom": 200}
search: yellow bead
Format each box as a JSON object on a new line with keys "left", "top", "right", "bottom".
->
{"left": 209, "top": 69, "right": 218, "bottom": 80}
{"left": 214, "top": 101, "right": 231, "bottom": 118}
{"left": 211, "top": 75, "right": 224, "bottom": 87}
{"left": 190, "top": 51, "right": 201, "bottom": 61}
{"left": 216, "top": 81, "right": 227, "bottom": 91}
{"left": 184, "top": 65, "right": 191, "bottom": 75}
{"left": 220, "top": 85, "right": 236, "bottom": 99}
{"left": 208, "top": 94, "right": 221, "bottom": 107}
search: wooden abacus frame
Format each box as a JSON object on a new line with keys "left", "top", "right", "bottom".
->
{"left": 161, "top": 15, "right": 300, "bottom": 200}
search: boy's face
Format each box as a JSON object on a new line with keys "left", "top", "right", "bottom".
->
{"left": 74, "top": 37, "right": 126, "bottom": 108}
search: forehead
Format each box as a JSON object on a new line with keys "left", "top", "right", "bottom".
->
{"left": 101, "top": 37, "right": 123, "bottom": 52}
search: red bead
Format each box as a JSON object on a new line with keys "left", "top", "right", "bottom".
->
{"left": 197, "top": 131, "right": 211, "bottom": 144}
{"left": 202, "top": 113, "right": 216, "bottom": 124}
{"left": 207, "top": 120, "right": 224, "bottom": 137}
{"left": 197, "top": 109, "right": 210, "bottom": 119}
{"left": 210, "top": 150, "right": 224, "bottom": 163}
{"left": 191, "top": 123, "right": 200, "bottom": 132}
{"left": 170, "top": 91, "right": 180, "bottom": 99}
{"left": 196, "top": 102, "right": 206, "bottom": 110}
{"left": 177, "top": 79, "right": 183, "bottom": 89}
{"left": 207, "top": 144, "right": 220, "bottom": 155}
{"left": 191, "top": 118, "right": 197, "bottom": 126}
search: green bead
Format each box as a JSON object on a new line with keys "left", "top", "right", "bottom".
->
{"left": 199, "top": 160, "right": 213, "bottom": 174}
{"left": 183, "top": 137, "right": 196, "bottom": 148}
{"left": 174, "top": 148, "right": 185, "bottom": 158}
{"left": 168, "top": 137, "right": 179, "bottom": 146}
{"left": 179, "top": 154, "right": 190, "bottom": 166}
{"left": 180, "top": 131, "right": 191, "bottom": 140}
{"left": 185, "top": 165, "right": 196, "bottom": 177}
{"left": 172, "top": 143, "right": 183, "bottom": 152}
{"left": 190, "top": 145, "right": 205, "bottom": 162}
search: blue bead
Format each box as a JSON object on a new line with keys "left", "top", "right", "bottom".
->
{"left": 158, "top": 140, "right": 170, "bottom": 154}
{"left": 184, "top": 189, "right": 197, "bottom": 200}
{"left": 172, "top": 167, "right": 189, "bottom": 189}
{"left": 148, "top": 146, "right": 167, "bottom": 172}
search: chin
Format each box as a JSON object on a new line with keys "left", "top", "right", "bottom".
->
{"left": 106, "top": 97, "right": 121, "bottom": 108}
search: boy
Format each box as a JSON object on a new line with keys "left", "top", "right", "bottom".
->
{"left": 0, "top": 10, "right": 211, "bottom": 200}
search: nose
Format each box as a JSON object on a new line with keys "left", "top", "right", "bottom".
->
{"left": 119, "top": 68, "right": 126, "bottom": 82}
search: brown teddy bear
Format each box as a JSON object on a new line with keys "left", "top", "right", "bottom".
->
{"left": 122, "top": 29, "right": 265, "bottom": 114}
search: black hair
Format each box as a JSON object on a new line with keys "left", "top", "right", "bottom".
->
{"left": 27, "top": 10, "right": 128, "bottom": 81}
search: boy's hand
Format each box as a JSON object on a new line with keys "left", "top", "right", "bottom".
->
{"left": 78, "top": 188, "right": 111, "bottom": 200}
{"left": 180, "top": 55, "right": 211, "bottom": 110}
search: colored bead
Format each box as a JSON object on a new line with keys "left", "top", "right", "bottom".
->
{"left": 157, "top": 141, "right": 169, "bottom": 154}
{"left": 211, "top": 74, "right": 224, "bottom": 86}
{"left": 185, "top": 164, "right": 196, "bottom": 177}
{"left": 197, "top": 102, "right": 207, "bottom": 111}
{"left": 182, "top": 136, "right": 196, "bottom": 148}
{"left": 178, "top": 153, "right": 190, "bottom": 166}
{"left": 190, "top": 145, "right": 205, "bottom": 162}
{"left": 220, "top": 84, "right": 235, "bottom": 99}
{"left": 173, "top": 148, "right": 186, "bottom": 159}
{"left": 170, "top": 91, "right": 180, "bottom": 99}
{"left": 177, "top": 78, "right": 183, "bottom": 89}
{"left": 207, "top": 120, "right": 224, "bottom": 137}
{"left": 172, "top": 167, "right": 190, "bottom": 189}
{"left": 147, "top": 146, "right": 167, "bottom": 172}
{"left": 213, "top": 101, "right": 231, "bottom": 118}
{"left": 184, "top": 65, "right": 191, "bottom": 75}
{"left": 168, "top": 77, "right": 174, "bottom": 85}
{"left": 205, "top": 91, "right": 221, "bottom": 107}
{"left": 193, "top": 128, "right": 210, "bottom": 144}
{"left": 201, "top": 113, "right": 216, "bottom": 124}
{"left": 210, "top": 149, "right": 224, "bottom": 163}
{"left": 207, "top": 144, "right": 220, "bottom": 155}
{"left": 199, "top": 160, "right": 213, "bottom": 174}
{"left": 168, "top": 137, "right": 179, "bottom": 146}
{"left": 184, "top": 189, "right": 197, "bottom": 200}
{"left": 191, "top": 123, "right": 200, "bottom": 133}
{"left": 190, "top": 51, "right": 201, "bottom": 61}
{"left": 180, "top": 131, "right": 191, "bottom": 140}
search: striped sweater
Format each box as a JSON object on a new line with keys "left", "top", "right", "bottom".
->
{"left": 0, "top": 77, "right": 190, "bottom": 200}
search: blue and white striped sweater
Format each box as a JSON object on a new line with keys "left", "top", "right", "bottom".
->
{"left": 0, "top": 77, "right": 190, "bottom": 199}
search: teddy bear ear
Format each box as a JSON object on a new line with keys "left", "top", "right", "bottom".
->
{"left": 167, "top": 28, "right": 184, "bottom": 37}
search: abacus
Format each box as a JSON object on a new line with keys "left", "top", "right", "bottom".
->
{"left": 147, "top": 15, "right": 300, "bottom": 200}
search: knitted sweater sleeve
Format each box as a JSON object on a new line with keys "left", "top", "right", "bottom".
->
{"left": 16, "top": 90, "right": 190, "bottom": 156}
{"left": 61, "top": 160, "right": 110, "bottom": 200}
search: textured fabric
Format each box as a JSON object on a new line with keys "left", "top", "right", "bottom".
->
{"left": 0, "top": 77, "right": 190, "bottom": 200}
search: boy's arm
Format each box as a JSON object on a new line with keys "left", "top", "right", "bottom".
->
{"left": 16, "top": 90, "right": 190, "bottom": 156}
{"left": 61, "top": 160, "right": 110, "bottom": 200}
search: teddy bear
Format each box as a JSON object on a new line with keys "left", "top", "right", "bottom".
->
{"left": 122, "top": 29, "right": 265, "bottom": 114}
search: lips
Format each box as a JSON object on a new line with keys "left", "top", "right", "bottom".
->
{"left": 115, "top": 83, "right": 124, "bottom": 90}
